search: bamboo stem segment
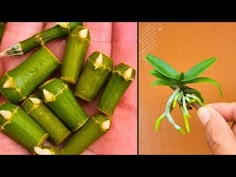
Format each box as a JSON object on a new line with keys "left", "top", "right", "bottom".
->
{"left": 0, "top": 102, "right": 48, "bottom": 153}
{"left": 39, "top": 78, "right": 89, "bottom": 132}
{"left": 0, "top": 46, "right": 60, "bottom": 104}
{"left": 0, "top": 22, "right": 82, "bottom": 57}
{"left": 22, "top": 95, "right": 71, "bottom": 146}
{"left": 60, "top": 26, "right": 90, "bottom": 84}
{"left": 74, "top": 51, "right": 113, "bottom": 101}
{"left": 97, "top": 63, "right": 136, "bottom": 116}
{"left": 61, "top": 113, "right": 111, "bottom": 154}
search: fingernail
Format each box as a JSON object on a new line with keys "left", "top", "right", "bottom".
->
{"left": 197, "top": 107, "right": 212, "bottom": 126}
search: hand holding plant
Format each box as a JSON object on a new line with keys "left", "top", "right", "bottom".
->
{"left": 0, "top": 22, "right": 137, "bottom": 155}
{"left": 146, "top": 54, "right": 222, "bottom": 134}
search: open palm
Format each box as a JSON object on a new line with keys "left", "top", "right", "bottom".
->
{"left": 0, "top": 22, "right": 137, "bottom": 155}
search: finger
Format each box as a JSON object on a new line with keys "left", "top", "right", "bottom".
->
{"left": 207, "top": 102, "right": 236, "bottom": 122}
{"left": 197, "top": 106, "right": 236, "bottom": 154}
{"left": 84, "top": 22, "right": 112, "bottom": 58}
{"left": 0, "top": 132, "right": 30, "bottom": 154}
{"left": 111, "top": 22, "right": 137, "bottom": 67}
{"left": 43, "top": 22, "right": 67, "bottom": 61}
{"left": 0, "top": 22, "right": 45, "bottom": 72}
{"left": 111, "top": 22, "right": 137, "bottom": 108}
{"left": 231, "top": 122, "right": 236, "bottom": 136}
{"left": 86, "top": 23, "right": 137, "bottom": 154}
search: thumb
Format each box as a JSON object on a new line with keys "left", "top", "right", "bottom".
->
{"left": 197, "top": 106, "right": 236, "bottom": 154}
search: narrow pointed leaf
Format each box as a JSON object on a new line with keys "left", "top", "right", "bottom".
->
{"left": 149, "top": 69, "right": 176, "bottom": 81}
{"left": 151, "top": 79, "right": 176, "bottom": 87}
{"left": 185, "top": 77, "right": 223, "bottom": 96}
{"left": 183, "top": 57, "right": 216, "bottom": 82}
{"left": 146, "top": 54, "right": 179, "bottom": 79}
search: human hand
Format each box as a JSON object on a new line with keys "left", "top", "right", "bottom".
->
{"left": 0, "top": 22, "right": 137, "bottom": 155}
{"left": 197, "top": 103, "right": 236, "bottom": 154}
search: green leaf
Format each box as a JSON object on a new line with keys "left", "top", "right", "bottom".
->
{"left": 183, "top": 57, "right": 216, "bottom": 82}
{"left": 146, "top": 54, "right": 179, "bottom": 79}
{"left": 149, "top": 69, "right": 178, "bottom": 83}
{"left": 185, "top": 77, "right": 223, "bottom": 96}
{"left": 151, "top": 79, "right": 176, "bottom": 87}
{"left": 177, "top": 72, "right": 185, "bottom": 81}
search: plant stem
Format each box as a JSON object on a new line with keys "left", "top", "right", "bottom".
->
{"left": 0, "top": 102, "right": 48, "bottom": 153}
{"left": 170, "top": 85, "right": 202, "bottom": 110}
{"left": 0, "top": 46, "right": 60, "bottom": 104}
{"left": 61, "top": 113, "right": 111, "bottom": 154}
{"left": 97, "top": 63, "right": 136, "bottom": 116}
{"left": 60, "top": 26, "right": 90, "bottom": 84}
{"left": 39, "top": 78, "right": 89, "bottom": 132}
{"left": 22, "top": 95, "right": 71, "bottom": 146}
{"left": 74, "top": 51, "right": 113, "bottom": 101}
{"left": 0, "top": 22, "right": 82, "bottom": 57}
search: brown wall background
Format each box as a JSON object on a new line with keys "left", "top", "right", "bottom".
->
{"left": 139, "top": 22, "right": 236, "bottom": 154}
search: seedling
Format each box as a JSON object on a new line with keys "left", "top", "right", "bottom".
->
{"left": 146, "top": 54, "right": 222, "bottom": 134}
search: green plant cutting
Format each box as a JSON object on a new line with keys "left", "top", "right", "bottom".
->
{"left": 146, "top": 54, "right": 222, "bottom": 134}
{"left": 0, "top": 22, "right": 136, "bottom": 155}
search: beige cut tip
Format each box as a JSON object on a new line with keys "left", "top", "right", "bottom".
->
{"left": 123, "top": 68, "right": 133, "bottom": 81}
{"left": 3, "top": 77, "right": 15, "bottom": 88}
{"left": 101, "top": 120, "right": 111, "bottom": 131}
{"left": 56, "top": 22, "right": 69, "bottom": 28}
{"left": 43, "top": 89, "right": 56, "bottom": 102}
{"left": 34, "top": 146, "right": 54, "bottom": 155}
{"left": 79, "top": 28, "right": 88, "bottom": 38}
{"left": 0, "top": 110, "right": 12, "bottom": 120}
{"left": 29, "top": 97, "right": 42, "bottom": 105}
{"left": 94, "top": 53, "right": 103, "bottom": 69}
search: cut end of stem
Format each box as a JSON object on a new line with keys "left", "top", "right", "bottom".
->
{"left": 101, "top": 119, "right": 111, "bottom": 131}
{"left": 3, "top": 77, "right": 15, "bottom": 88}
{"left": 79, "top": 28, "right": 88, "bottom": 39}
{"left": 94, "top": 53, "right": 103, "bottom": 69}
{"left": 29, "top": 97, "right": 42, "bottom": 105}
{"left": 0, "top": 110, "right": 13, "bottom": 120}
{"left": 34, "top": 146, "right": 55, "bottom": 155}
{"left": 123, "top": 68, "right": 133, "bottom": 81}
{"left": 56, "top": 22, "right": 69, "bottom": 29}
{"left": 43, "top": 89, "right": 56, "bottom": 102}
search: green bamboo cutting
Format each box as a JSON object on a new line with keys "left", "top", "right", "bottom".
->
{"left": 0, "top": 22, "right": 82, "bottom": 57}
{"left": 34, "top": 114, "right": 111, "bottom": 155}
{"left": 61, "top": 26, "right": 90, "bottom": 84}
{"left": 145, "top": 54, "right": 223, "bottom": 134}
{"left": 97, "top": 63, "right": 136, "bottom": 116}
{"left": 39, "top": 78, "right": 89, "bottom": 132}
{"left": 22, "top": 95, "right": 71, "bottom": 146}
{"left": 61, "top": 114, "right": 111, "bottom": 154}
{"left": 75, "top": 51, "right": 113, "bottom": 101}
{"left": 0, "top": 102, "right": 48, "bottom": 153}
{"left": 0, "top": 46, "right": 60, "bottom": 104}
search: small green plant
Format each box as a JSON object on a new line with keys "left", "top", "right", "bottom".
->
{"left": 146, "top": 54, "right": 222, "bottom": 134}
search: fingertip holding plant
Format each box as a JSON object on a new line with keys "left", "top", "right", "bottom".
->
{"left": 146, "top": 54, "right": 222, "bottom": 134}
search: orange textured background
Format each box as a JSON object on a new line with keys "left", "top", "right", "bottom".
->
{"left": 139, "top": 22, "right": 236, "bottom": 154}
